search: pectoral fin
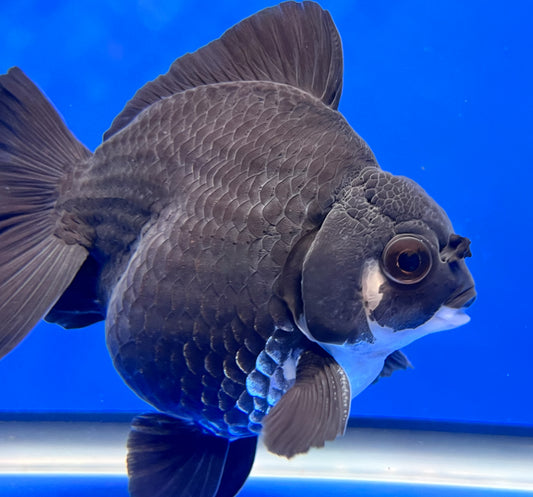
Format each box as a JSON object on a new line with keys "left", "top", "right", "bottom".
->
{"left": 262, "top": 346, "right": 350, "bottom": 458}
{"left": 374, "top": 350, "right": 413, "bottom": 383}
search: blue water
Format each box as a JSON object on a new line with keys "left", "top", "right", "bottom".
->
{"left": 0, "top": 0, "right": 532, "bottom": 495}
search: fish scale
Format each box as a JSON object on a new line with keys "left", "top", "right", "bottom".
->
{"left": 95, "top": 81, "right": 367, "bottom": 436}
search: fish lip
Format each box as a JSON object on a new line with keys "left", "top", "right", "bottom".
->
{"left": 445, "top": 286, "right": 477, "bottom": 309}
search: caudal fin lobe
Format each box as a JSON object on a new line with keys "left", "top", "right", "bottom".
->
{"left": 0, "top": 67, "right": 90, "bottom": 358}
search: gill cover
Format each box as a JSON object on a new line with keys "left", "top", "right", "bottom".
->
{"left": 299, "top": 199, "right": 375, "bottom": 345}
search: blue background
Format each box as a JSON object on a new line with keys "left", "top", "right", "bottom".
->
{"left": 0, "top": 0, "right": 531, "bottom": 426}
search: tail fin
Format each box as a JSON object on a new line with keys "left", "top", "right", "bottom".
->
{"left": 0, "top": 67, "right": 90, "bottom": 358}
{"left": 127, "top": 413, "right": 257, "bottom": 497}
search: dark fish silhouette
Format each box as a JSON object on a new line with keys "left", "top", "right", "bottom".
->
{"left": 0, "top": 2, "right": 476, "bottom": 496}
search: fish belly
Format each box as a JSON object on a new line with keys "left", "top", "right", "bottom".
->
{"left": 105, "top": 206, "right": 304, "bottom": 438}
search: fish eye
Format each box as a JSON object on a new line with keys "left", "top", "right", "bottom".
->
{"left": 381, "top": 235, "right": 433, "bottom": 285}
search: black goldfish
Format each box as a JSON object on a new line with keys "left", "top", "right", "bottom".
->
{"left": 0, "top": 2, "right": 475, "bottom": 496}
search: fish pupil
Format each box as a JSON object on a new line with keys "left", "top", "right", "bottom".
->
{"left": 398, "top": 251, "right": 421, "bottom": 273}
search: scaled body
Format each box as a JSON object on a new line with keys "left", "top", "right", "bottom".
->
{"left": 0, "top": 2, "right": 475, "bottom": 497}
{"left": 61, "top": 80, "right": 373, "bottom": 437}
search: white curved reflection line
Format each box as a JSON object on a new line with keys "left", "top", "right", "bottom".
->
{"left": 0, "top": 420, "right": 532, "bottom": 492}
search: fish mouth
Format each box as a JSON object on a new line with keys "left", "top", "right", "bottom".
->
{"left": 445, "top": 286, "right": 477, "bottom": 309}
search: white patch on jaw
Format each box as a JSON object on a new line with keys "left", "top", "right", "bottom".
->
{"left": 296, "top": 257, "right": 471, "bottom": 401}
{"left": 413, "top": 305, "right": 471, "bottom": 333}
{"left": 319, "top": 259, "right": 471, "bottom": 400}
{"left": 321, "top": 305, "right": 470, "bottom": 400}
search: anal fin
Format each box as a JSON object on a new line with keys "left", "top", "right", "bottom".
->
{"left": 127, "top": 413, "right": 257, "bottom": 497}
{"left": 215, "top": 436, "right": 257, "bottom": 497}
{"left": 262, "top": 346, "right": 350, "bottom": 458}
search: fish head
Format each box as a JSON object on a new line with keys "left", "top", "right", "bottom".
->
{"left": 287, "top": 167, "right": 475, "bottom": 349}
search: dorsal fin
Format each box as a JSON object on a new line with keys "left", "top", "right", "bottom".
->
{"left": 104, "top": 1, "right": 343, "bottom": 140}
